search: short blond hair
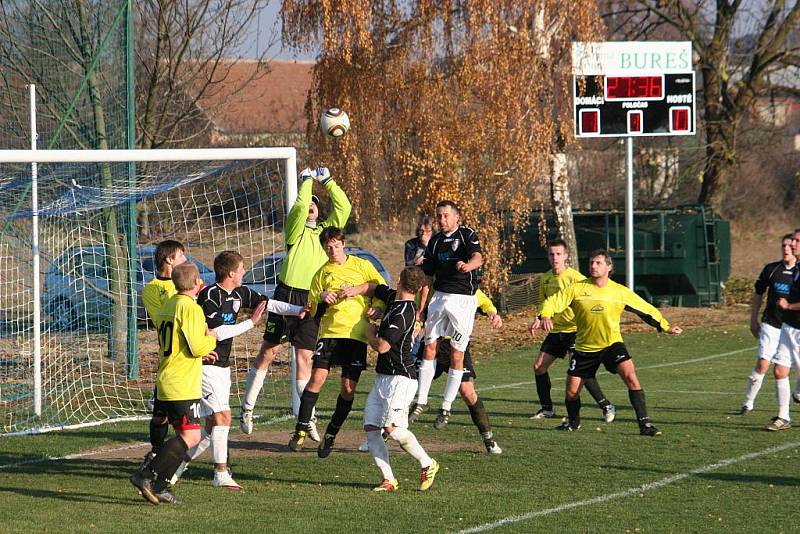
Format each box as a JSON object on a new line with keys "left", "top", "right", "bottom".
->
{"left": 172, "top": 262, "right": 200, "bottom": 291}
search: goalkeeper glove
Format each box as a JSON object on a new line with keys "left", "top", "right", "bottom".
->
{"left": 314, "top": 166, "right": 332, "bottom": 184}
{"left": 299, "top": 167, "right": 314, "bottom": 181}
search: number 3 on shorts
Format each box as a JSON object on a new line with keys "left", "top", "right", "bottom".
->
{"left": 568, "top": 357, "right": 577, "bottom": 371}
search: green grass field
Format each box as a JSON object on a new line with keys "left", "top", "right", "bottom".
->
{"left": 1, "top": 325, "right": 798, "bottom": 533}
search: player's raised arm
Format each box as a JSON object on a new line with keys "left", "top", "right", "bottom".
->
{"left": 316, "top": 167, "right": 352, "bottom": 229}
{"left": 284, "top": 168, "right": 316, "bottom": 246}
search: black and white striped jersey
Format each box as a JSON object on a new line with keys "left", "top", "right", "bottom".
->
{"left": 374, "top": 284, "right": 418, "bottom": 379}
{"left": 421, "top": 225, "right": 481, "bottom": 295}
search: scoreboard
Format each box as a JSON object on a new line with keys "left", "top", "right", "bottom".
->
{"left": 572, "top": 42, "right": 696, "bottom": 138}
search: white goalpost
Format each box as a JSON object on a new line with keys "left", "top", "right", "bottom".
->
{"left": 0, "top": 146, "right": 299, "bottom": 435}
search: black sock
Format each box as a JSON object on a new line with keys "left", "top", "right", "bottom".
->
{"left": 149, "top": 418, "right": 168, "bottom": 453}
{"left": 296, "top": 390, "right": 320, "bottom": 431}
{"left": 535, "top": 372, "right": 553, "bottom": 411}
{"left": 326, "top": 395, "right": 354, "bottom": 435}
{"left": 467, "top": 398, "right": 492, "bottom": 435}
{"left": 565, "top": 396, "right": 581, "bottom": 425}
{"left": 584, "top": 377, "right": 611, "bottom": 409}
{"left": 628, "top": 389, "right": 649, "bottom": 425}
{"left": 149, "top": 435, "right": 188, "bottom": 484}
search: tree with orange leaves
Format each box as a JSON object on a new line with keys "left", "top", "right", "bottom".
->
{"left": 282, "top": 1, "right": 603, "bottom": 293}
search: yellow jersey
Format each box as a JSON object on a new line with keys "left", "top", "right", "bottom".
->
{"left": 142, "top": 276, "right": 176, "bottom": 328}
{"left": 539, "top": 279, "right": 669, "bottom": 352}
{"left": 538, "top": 267, "right": 584, "bottom": 334}
{"left": 155, "top": 294, "right": 217, "bottom": 401}
{"left": 309, "top": 255, "right": 386, "bottom": 343}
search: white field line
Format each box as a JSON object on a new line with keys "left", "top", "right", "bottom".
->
{"left": 455, "top": 440, "right": 800, "bottom": 534}
{"left": 476, "top": 346, "right": 755, "bottom": 393}
{"left": 0, "top": 413, "right": 294, "bottom": 471}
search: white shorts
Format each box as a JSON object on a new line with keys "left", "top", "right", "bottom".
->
{"left": 199, "top": 365, "right": 232, "bottom": 418}
{"left": 363, "top": 374, "right": 418, "bottom": 429}
{"left": 424, "top": 291, "right": 478, "bottom": 352}
{"left": 772, "top": 324, "right": 800, "bottom": 369}
{"left": 758, "top": 322, "right": 782, "bottom": 361}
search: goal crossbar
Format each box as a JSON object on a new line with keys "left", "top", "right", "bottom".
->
{"left": 0, "top": 147, "right": 296, "bottom": 163}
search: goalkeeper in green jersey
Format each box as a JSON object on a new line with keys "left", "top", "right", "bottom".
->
{"left": 531, "top": 250, "right": 682, "bottom": 436}
{"left": 240, "top": 166, "right": 351, "bottom": 441}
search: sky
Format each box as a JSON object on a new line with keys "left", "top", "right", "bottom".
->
{"left": 237, "top": 1, "right": 317, "bottom": 61}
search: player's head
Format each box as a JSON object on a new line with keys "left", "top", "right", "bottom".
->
{"left": 308, "top": 194, "right": 320, "bottom": 222}
{"left": 781, "top": 233, "right": 795, "bottom": 261}
{"left": 320, "top": 226, "right": 347, "bottom": 264}
{"left": 792, "top": 228, "right": 800, "bottom": 257}
{"left": 154, "top": 240, "right": 186, "bottom": 275}
{"left": 588, "top": 249, "right": 613, "bottom": 279}
{"left": 547, "top": 238, "right": 569, "bottom": 272}
{"left": 172, "top": 262, "right": 202, "bottom": 294}
{"left": 435, "top": 200, "right": 460, "bottom": 233}
{"left": 416, "top": 215, "right": 433, "bottom": 243}
{"left": 214, "top": 250, "right": 245, "bottom": 285}
{"left": 398, "top": 266, "right": 428, "bottom": 295}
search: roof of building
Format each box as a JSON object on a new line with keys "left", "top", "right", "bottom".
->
{"left": 196, "top": 59, "right": 314, "bottom": 135}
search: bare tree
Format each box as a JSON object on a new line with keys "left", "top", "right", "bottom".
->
{"left": 603, "top": 0, "right": 800, "bottom": 213}
{"left": 0, "top": 0, "right": 275, "bottom": 363}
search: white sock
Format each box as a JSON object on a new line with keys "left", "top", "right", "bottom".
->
{"left": 189, "top": 427, "right": 211, "bottom": 460}
{"left": 742, "top": 369, "right": 766, "bottom": 409}
{"left": 441, "top": 368, "right": 464, "bottom": 411}
{"left": 416, "top": 359, "right": 436, "bottom": 405}
{"left": 367, "top": 430, "right": 394, "bottom": 480}
{"left": 295, "top": 378, "right": 315, "bottom": 419}
{"left": 390, "top": 427, "right": 431, "bottom": 469}
{"left": 777, "top": 377, "right": 791, "bottom": 420}
{"left": 242, "top": 367, "right": 268, "bottom": 411}
{"left": 211, "top": 425, "right": 230, "bottom": 465}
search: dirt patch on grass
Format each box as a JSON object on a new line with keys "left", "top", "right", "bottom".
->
{"left": 83, "top": 429, "right": 482, "bottom": 462}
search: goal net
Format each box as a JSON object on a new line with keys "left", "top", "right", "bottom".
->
{"left": 0, "top": 148, "right": 298, "bottom": 434}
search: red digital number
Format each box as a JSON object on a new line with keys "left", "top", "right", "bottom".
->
{"left": 671, "top": 108, "right": 689, "bottom": 131}
{"left": 606, "top": 76, "right": 663, "bottom": 100}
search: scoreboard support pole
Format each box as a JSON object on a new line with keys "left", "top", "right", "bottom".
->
{"left": 625, "top": 136, "right": 634, "bottom": 290}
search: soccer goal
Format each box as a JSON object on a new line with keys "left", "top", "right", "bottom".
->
{"left": 0, "top": 147, "right": 299, "bottom": 435}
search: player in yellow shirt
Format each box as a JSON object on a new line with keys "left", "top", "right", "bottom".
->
{"left": 288, "top": 227, "right": 386, "bottom": 457}
{"left": 528, "top": 239, "right": 616, "bottom": 423}
{"left": 531, "top": 250, "right": 682, "bottom": 436}
{"left": 140, "top": 240, "right": 187, "bottom": 471}
{"left": 130, "top": 263, "right": 218, "bottom": 505}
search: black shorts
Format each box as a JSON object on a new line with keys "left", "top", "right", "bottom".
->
{"left": 312, "top": 338, "right": 368, "bottom": 382}
{"left": 540, "top": 332, "right": 576, "bottom": 359}
{"left": 567, "top": 342, "right": 631, "bottom": 379}
{"left": 417, "top": 338, "right": 476, "bottom": 382}
{"left": 263, "top": 282, "right": 319, "bottom": 351}
{"left": 152, "top": 398, "right": 202, "bottom": 431}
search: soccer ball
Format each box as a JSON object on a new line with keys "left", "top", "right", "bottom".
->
{"left": 319, "top": 108, "right": 350, "bottom": 138}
